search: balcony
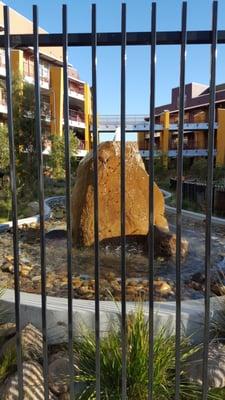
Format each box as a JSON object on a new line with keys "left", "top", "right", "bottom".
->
{"left": 41, "top": 101, "right": 51, "bottom": 122}
{"left": 76, "top": 139, "right": 88, "bottom": 157}
{"left": 68, "top": 109, "right": 85, "bottom": 129}
{"left": 23, "top": 60, "right": 50, "bottom": 90}
{"left": 0, "top": 50, "right": 5, "bottom": 77}
{"left": 69, "top": 81, "right": 84, "bottom": 101}
{"left": 0, "top": 89, "right": 7, "bottom": 114}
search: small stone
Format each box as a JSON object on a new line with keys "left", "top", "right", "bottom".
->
{"left": 48, "top": 357, "right": 70, "bottom": 395}
{"left": 20, "top": 264, "right": 33, "bottom": 277}
{"left": 126, "top": 287, "right": 138, "bottom": 297}
{"left": 1, "top": 262, "right": 13, "bottom": 273}
{"left": 4, "top": 255, "right": 13, "bottom": 263}
{"left": 78, "top": 286, "right": 90, "bottom": 296}
{"left": 127, "top": 280, "right": 137, "bottom": 287}
{"left": 154, "top": 280, "right": 171, "bottom": 295}
{"left": 191, "top": 272, "right": 205, "bottom": 284}
{"left": 211, "top": 283, "right": 225, "bottom": 296}
{"left": 72, "top": 278, "right": 82, "bottom": 289}
{"left": 20, "top": 257, "right": 31, "bottom": 265}
{"left": 32, "top": 275, "right": 42, "bottom": 283}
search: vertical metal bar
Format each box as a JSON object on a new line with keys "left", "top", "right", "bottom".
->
{"left": 62, "top": 5, "right": 74, "bottom": 399}
{"left": 121, "top": 3, "right": 127, "bottom": 399}
{"left": 148, "top": 3, "right": 156, "bottom": 400}
{"left": 202, "top": 2, "right": 217, "bottom": 399}
{"left": 33, "top": 6, "right": 49, "bottom": 399}
{"left": 92, "top": 4, "right": 100, "bottom": 399}
{"left": 175, "top": 3, "right": 187, "bottom": 400}
{"left": 3, "top": 6, "right": 23, "bottom": 400}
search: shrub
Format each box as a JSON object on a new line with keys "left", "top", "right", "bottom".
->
{"left": 73, "top": 309, "right": 224, "bottom": 399}
{"left": 49, "top": 132, "right": 79, "bottom": 179}
{"left": 213, "top": 166, "right": 225, "bottom": 184}
{"left": 0, "top": 125, "right": 9, "bottom": 172}
{"left": 189, "top": 158, "right": 208, "bottom": 181}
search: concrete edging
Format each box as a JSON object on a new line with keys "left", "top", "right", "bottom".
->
{"left": 162, "top": 189, "right": 225, "bottom": 226}
{"left": 1, "top": 289, "right": 222, "bottom": 344}
{"left": 0, "top": 196, "right": 65, "bottom": 233}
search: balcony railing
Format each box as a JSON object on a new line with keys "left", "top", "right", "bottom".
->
{"left": 23, "top": 62, "right": 50, "bottom": 89}
{"left": 41, "top": 102, "right": 51, "bottom": 121}
{"left": 0, "top": 50, "right": 5, "bottom": 76}
{"left": 69, "top": 81, "right": 84, "bottom": 101}
{"left": 69, "top": 109, "right": 85, "bottom": 123}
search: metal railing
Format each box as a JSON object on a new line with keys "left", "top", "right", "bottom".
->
{"left": 69, "top": 108, "right": 84, "bottom": 123}
{"left": 1, "top": 2, "right": 220, "bottom": 400}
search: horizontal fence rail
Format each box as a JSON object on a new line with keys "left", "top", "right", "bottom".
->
{"left": 2, "top": 30, "right": 225, "bottom": 47}
{"left": 0, "top": 1, "right": 220, "bottom": 400}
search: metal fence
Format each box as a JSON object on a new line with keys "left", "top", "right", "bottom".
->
{"left": 1, "top": 1, "right": 221, "bottom": 399}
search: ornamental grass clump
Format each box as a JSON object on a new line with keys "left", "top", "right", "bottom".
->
{"left": 73, "top": 309, "right": 225, "bottom": 399}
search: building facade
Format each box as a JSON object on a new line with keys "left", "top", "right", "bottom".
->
{"left": 0, "top": 2, "right": 92, "bottom": 156}
{"left": 138, "top": 82, "right": 225, "bottom": 166}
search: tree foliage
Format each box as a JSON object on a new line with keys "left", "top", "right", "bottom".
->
{"left": 0, "top": 124, "right": 9, "bottom": 172}
{"left": 49, "top": 132, "right": 79, "bottom": 179}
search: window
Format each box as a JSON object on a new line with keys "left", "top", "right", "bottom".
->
{"left": 0, "top": 50, "right": 5, "bottom": 67}
{"left": 40, "top": 61, "right": 49, "bottom": 81}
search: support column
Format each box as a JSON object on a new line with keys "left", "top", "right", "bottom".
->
{"left": 193, "top": 110, "right": 206, "bottom": 149}
{"left": 50, "top": 66, "right": 63, "bottom": 137}
{"left": 84, "top": 83, "right": 91, "bottom": 151}
{"left": 160, "top": 111, "right": 170, "bottom": 168}
{"left": 11, "top": 49, "right": 24, "bottom": 81}
{"left": 216, "top": 108, "right": 225, "bottom": 166}
{"left": 137, "top": 131, "right": 145, "bottom": 150}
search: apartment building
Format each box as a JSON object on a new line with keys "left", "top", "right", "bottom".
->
{"left": 138, "top": 82, "right": 225, "bottom": 166}
{"left": 0, "top": 2, "right": 92, "bottom": 156}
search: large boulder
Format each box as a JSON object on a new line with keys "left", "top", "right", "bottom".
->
{"left": 72, "top": 141, "right": 168, "bottom": 247}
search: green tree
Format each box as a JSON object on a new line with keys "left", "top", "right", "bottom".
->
{"left": 12, "top": 75, "right": 38, "bottom": 200}
{"left": 49, "top": 131, "right": 79, "bottom": 179}
{"left": 0, "top": 124, "right": 9, "bottom": 171}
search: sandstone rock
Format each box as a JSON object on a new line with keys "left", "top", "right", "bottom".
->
{"left": 154, "top": 226, "right": 189, "bottom": 258}
{"left": 0, "top": 323, "right": 43, "bottom": 362}
{"left": 211, "top": 283, "right": 225, "bottom": 296}
{"left": 185, "top": 343, "right": 225, "bottom": 388}
{"left": 32, "top": 275, "right": 42, "bottom": 283}
{"left": 1, "top": 262, "right": 13, "bottom": 273}
{"left": 72, "top": 141, "right": 168, "bottom": 247}
{"left": 154, "top": 280, "right": 172, "bottom": 295}
{"left": 48, "top": 357, "right": 70, "bottom": 395}
{"left": 1, "top": 361, "right": 57, "bottom": 400}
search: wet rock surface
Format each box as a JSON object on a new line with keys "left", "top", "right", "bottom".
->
{"left": 0, "top": 200, "right": 225, "bottom": 301}
{"left": 72, "top": 141, "right": 168, "bottom": 246}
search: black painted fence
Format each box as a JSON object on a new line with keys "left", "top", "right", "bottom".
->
{"left": 170, "top": 178, "right": 225, "bottom": 216}
{"left": 2, "top": 2, "right": 220, "bottom": 399}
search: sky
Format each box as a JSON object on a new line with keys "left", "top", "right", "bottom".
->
{"left": 3, "top": 0, "right": 225, "bottom": 127}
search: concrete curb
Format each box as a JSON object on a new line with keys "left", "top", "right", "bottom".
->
{"left": 161, "top": 189, "right": 225, "bottom": 226}
{"left": 0, "top": 196, "right": 65, "bottom": 233}
{"left": 1, "top": 289, "right": 222, "bottom": 344}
